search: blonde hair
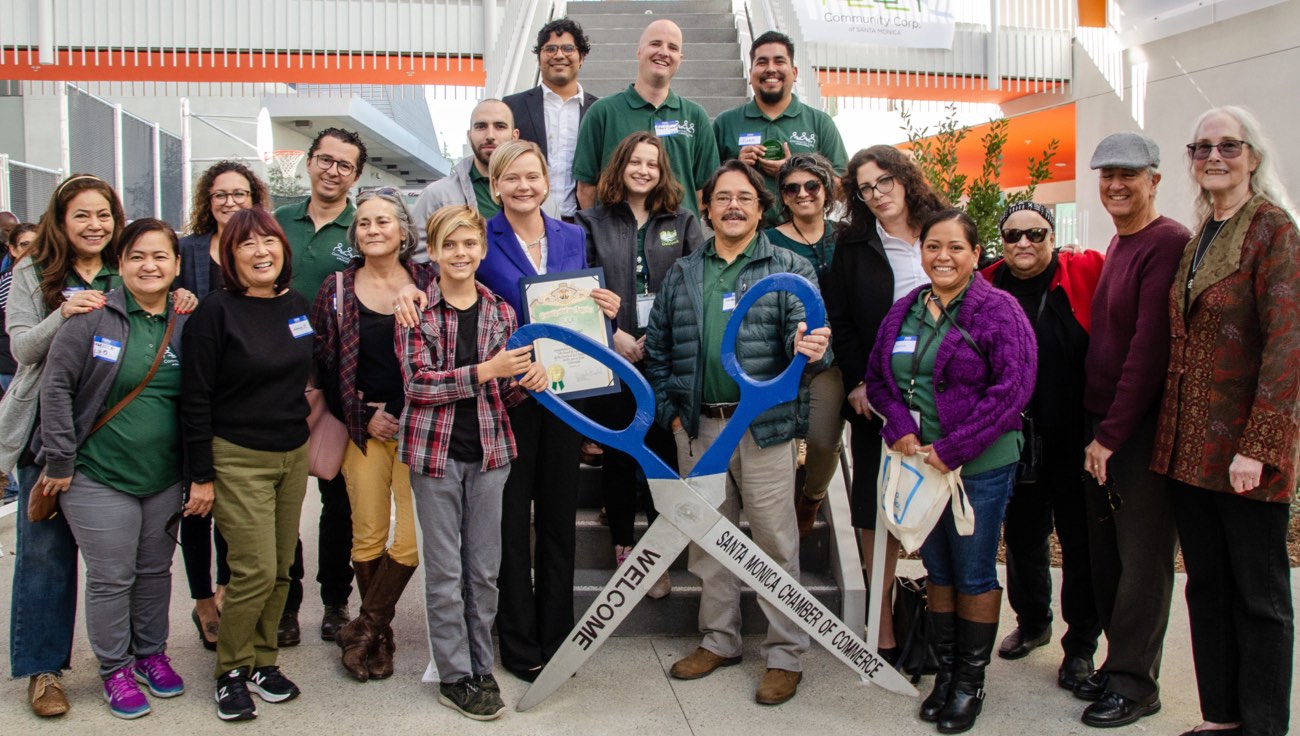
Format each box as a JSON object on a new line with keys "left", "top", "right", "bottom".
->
{"left": 487, "top": 140, "right": 548, "bottom": 203}
{"left": 426, "top": 205, "right": 487, "bottom": 262}
{"left": 1189, "top": 106, "right": 1294, "bottom": 221}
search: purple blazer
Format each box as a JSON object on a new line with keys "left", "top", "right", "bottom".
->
{"left": 865, "top": 275, "right": 1037, "bottom": 469}
{"left": 478, "top": 211, "right": 588, "bottom": 317}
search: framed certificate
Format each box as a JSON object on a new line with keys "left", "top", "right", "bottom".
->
{"left": 519, "top": 268, "right": 621, "bottom": 400}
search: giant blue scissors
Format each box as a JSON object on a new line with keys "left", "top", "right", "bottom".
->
{"left": 506, "top": 273, "right": 918, "bottom": 710}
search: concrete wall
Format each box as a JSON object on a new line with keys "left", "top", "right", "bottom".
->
{"left": 1072, "top": 1, "right": 1300, "bottom": 248}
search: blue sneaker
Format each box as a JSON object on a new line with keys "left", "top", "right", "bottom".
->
{"left": 134, "top": 653, "right": 185, "bottom": 697}
{"left": 104, "top": 666, "right": 151, "bottom": 719}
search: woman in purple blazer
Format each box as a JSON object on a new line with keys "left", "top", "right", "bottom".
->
{"left": 865, "top": 209, "right": 1036, "bottom": 734}
{"left": 476, "top": 140, "right": 619, "bottom": 683}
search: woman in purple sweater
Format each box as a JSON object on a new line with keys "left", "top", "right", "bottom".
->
{"left": 866, "top": 209, "right": 1036, "bottom": 734}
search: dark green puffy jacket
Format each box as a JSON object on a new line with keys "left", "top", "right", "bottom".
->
{"left": 644, "top": 233, "right": 828, "bottom": 447}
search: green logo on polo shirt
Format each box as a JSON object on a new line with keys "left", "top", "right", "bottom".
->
{"left": 332, "top": 243, "right": 356, "bottom": 263}
{"left": 677, "top": 121, "right": 696, "bottom": 138}
{"left": 659, "top": 229, "right": 679, "bottom": 246}
{"left": 789, "top": 131, "right": 817, "bottom": 147}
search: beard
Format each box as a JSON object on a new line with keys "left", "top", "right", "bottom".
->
{"left": 757, "top": 88, "right": 785, "bottom": 105}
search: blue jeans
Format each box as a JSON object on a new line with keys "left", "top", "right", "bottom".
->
{"left": 920, "top": 463, "right": 1016, "bottom": 595}
{"left": 9, "top": 464, "right": 80, "bottom": 677}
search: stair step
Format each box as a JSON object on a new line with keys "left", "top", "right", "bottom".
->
{"left": 569, "top": 12, "right": 736, "bottom": 30}
{"left": 582, "top": 77, "right": 746, "bottom": 101}
{"left": 566, "top": 0, "right": 734, "bottom": 16}
{"left": 574, "top": 508, "right": 833, "bottom": 571}
{"left": 572, "top": 568, "right": 843, "bottom": 636}
{"left": 586, "top": 26, "right": 738, "bottom": 44}
{"left": 587, "top": 42, "right": 741, "bottom": 61}
{"left": 581, "top": 59, "right": 744, "bottom": 80}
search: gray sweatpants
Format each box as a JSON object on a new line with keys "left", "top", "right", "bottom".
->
{"left": 59, "top": 472, "right": 182, "bottom": 678}
{"left": 411, "top": 460, "right": 509, "bottom": 683}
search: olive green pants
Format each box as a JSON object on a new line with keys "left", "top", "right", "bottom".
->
{"left": 211, "top": 438, "right": 308, "bottom": 678}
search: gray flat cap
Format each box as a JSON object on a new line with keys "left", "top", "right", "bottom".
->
{"left": 1089, "top": 132, "right": 1161, "bottom": 170}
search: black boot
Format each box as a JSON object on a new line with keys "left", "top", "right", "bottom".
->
{"left": 938, "top": 590, "right": 1001, "bottom": 734}
{"left": 919, "top": 584, "right": 957, "bottom": 722}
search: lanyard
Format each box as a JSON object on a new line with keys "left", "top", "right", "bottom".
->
{"left": 905, "top": 295, "right": 948, "bottom": 409}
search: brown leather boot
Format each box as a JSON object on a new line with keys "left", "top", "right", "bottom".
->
{"left": 364, "top": 555, "right": 417, "bottom": 680}
{"left": 334, "top": 557, "right": 385, "bottom": 681}
{"left": 353, "top": 557, "right": 382, "bottom": 602}
{"left": 795, "top": 493, "right": 822, "bottom": 537}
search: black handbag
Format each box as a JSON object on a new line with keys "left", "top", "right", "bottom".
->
{"left": 892, "top": 575, "right": 939, "bottom": 682}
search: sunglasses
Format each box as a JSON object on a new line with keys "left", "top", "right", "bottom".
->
{"left": 1186, "top": 139, "right": 1250, "bottom": 160}
{"left": 1001, "top": 227, "right": 1051, "bottom": 245}
{"left": 780, "top": 180, "right": 823, "bottom": 197}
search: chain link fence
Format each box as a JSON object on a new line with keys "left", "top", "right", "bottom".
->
{"left": 0, "top": 158, "right": 63, "bottom": 224}
{"left": 66, "top": 85, "right": 185, "bottom": 228}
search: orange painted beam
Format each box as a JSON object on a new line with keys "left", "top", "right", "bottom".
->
{"left": 817, "top": 70, "right": 1063, "bottom": 104}
{"left": 0, "top": 49, "right": 484, "bottom": 86}
{"left": 899, "top": 104, "right": 1076, "bottom": 189}
{"left": 1077, "top": 0, "right": 1107, "bottom": 28}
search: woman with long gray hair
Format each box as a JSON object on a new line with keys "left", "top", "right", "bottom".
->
{"left": 311, "top": 188, "right": 435, "bottom": 682}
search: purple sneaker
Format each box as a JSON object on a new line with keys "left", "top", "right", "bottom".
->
{"left": 104, "top": 666, "right": 152, "bottom": 719}
{"left": 134, "top": 653, "right": 185, "bottom": 698}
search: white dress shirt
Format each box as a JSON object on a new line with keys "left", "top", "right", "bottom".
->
{"left": 877, "top": 219, "right": 928, "bottom": 302}
{"left": 516, "top": 233, "right": 549, "bottom": 276}
{"left": 542, "top": 83, "right": 585, "bottom": 218}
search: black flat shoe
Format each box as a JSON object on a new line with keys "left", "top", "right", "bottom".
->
{"left": 193, "top": 609, "right": 218, "bottom": 651}
{"left": 1072, "top": 670, "right": 1108, "bottom": 701}
{"left": 1057, "top": 655, "right": 1092, "bottom": 691}
{"left": 505, "top": 665, "right": 544, "bottom": 683}
{"left": 1081, "top": 691, "right": 1160, "bottom": 728}
{"left": 877, "top": 646, "right": 901, "bottom": 666}
{"left": 998, "top": 625, "right": 1052, "bottom": 660}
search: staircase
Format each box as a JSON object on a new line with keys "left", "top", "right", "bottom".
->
{"left": 566, "top": 0, "right": 748, "bottom": 118}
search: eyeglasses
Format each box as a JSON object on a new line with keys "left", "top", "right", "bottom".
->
{"left": 311, "top": 154, "right": 357, "bottom": 176}
{"left": 1090, "top": 479, "right": 1124, "bottom": 522}
{"left": 541, "top": 43, "right": 578, "bottom": 55}
{"left": 856, "top": 175, "right": 895, "bottom": 201}
{"left": 712, "top": 192, "right": 758, "bottom": 206}
{"left": 1001, "top": 227, "right": 1051, "bottom": 245}
{"left": 210, "top": 189, "right": 250, "bottom": 205}
{"left": 1186, "top": 139, "right": 1251, "bottom": 160}
{"left": 781, "top": 180, "right": 823, "bottom": 197}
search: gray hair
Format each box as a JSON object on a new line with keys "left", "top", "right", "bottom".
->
{"left": 776, "top": 152, "right": 838, "bottom": 221}
{"left": 350, "top": 188, "right": 419, "bottom": 262}
{"left": 1188, "top": 106, "right": 1294, "bottom": 222}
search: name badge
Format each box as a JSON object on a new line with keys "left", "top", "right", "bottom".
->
{"left": 738, "top": 132, "right": 762, "bottom": 146}
{"left": 654, "top": 120, "right": 679, "bottom": 137}
{"left": 62, "top": 286, "right": 85, "bottom": 300}
{"left": 892, "top": 336, "right": 918, "bottom": 355}
{"left": 92, "top": 336, "right": 122, "bottom": 363}
{"left": 289, "top": 315, "right": 314, "bottom": 339}
{"left": 722, "top": 292, "right": 737, "bottom": 312}
{"left": 910, "top": 409, "right": 922, "bottom": 428}
{"left": 636, "top": 293, "right": 656, "bottom": 329}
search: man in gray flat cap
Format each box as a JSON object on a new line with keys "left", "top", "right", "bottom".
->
{"left": 1071, "top": 132, "right": 1188, "bottom": 728}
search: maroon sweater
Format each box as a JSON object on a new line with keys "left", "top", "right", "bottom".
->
{"left": 1083, "top": 215, "right": 1189, "bottom": 452}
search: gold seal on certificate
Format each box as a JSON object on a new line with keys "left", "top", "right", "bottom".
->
{"left": 519, "top": 268, "right": 621, "bottom": 399}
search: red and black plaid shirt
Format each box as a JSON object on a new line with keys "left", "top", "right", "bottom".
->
{"left": 311, "top": 261, "right": 436, "bottom": 452}
{"left": 397, "top": 279, "right": 525, "bottom": 478}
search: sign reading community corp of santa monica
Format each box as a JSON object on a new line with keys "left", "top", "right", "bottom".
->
{"left": 796, "top": 0, "right": 960, "bottom": 49}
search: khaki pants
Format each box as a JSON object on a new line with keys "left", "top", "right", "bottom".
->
{"left": 211, "top": 438, "right": 308, "bottom": 678}
{"left": 676, "top": 416, "right": 810, "bottom": 671}
{"left": 340, "top": 438, "right": 418, "bottom": 567}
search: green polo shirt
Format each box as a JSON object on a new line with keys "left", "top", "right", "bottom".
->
{"left": 274, "top": 199, "right": 357, "bottom": 299}
{"left": 40, "top": 259, "right": 119, "bottom": 295}
{"left": 701, "top": 236, "right": 757, "bottom": 404}
{"left": 77, "top": 292, "right": 182, "bottom": 496}
{"left": 470, "top": 165, "right": 501, "bottom": 220}
{"left": 889, "top": 289, "right": 1021, "bottom": 476}
{"left": 572, "top": 85, "right": 720, "bottom": 216}
{"left": 712, "top": 96, "right": 848, "bottom": 225}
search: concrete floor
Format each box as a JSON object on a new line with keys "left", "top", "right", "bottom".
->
{"left": 0, "top": 492, "right": 1296, "bottom": 735}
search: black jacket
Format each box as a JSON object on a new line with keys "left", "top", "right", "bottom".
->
{"left": 577, "top": 203, "right": 704, "bottom": 330}
{"left": 503, "top": 85, "right": 599, "bottom": 161}
{"left": 825, "top": 226, "right": 896, "bottom": 399}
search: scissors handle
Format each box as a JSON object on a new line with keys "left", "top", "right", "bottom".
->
{"left": 692, "top": 273, "right": 826, "bottom": 478}
{"left": 505, "top": 323, "right": 676, "bottom": 480}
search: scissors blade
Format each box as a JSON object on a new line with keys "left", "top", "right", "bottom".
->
{"left": 516, "top": 518, "right": 691, "bottom": 711}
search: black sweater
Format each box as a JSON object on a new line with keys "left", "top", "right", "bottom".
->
{"left": 181, "top": 288, "right": 313, "bottom": 480}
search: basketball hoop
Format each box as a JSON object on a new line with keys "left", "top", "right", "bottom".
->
{"left": 267, "top": 149, "right": 305, "bottom": 179}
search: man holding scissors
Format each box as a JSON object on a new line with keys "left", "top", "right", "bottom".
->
{"left": 644, "top": 160, "right": 831, "bottom": 705}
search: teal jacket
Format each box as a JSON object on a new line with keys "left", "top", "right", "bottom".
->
{"left": 644, "top": 232, "right": 828, "bottom": 447}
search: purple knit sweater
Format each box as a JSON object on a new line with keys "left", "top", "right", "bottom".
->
{"left": 865, "top": 275, "right": 1038, "bottom": 469}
